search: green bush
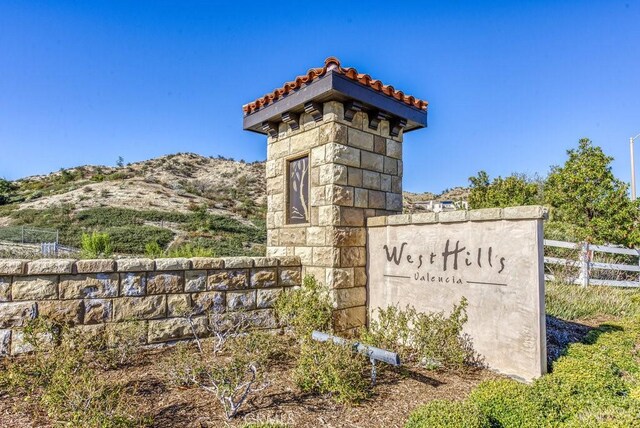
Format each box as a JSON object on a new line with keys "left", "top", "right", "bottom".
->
{"left": 405, "top": 400, "right": 490, "bottom": 428}
{"left": 274, "top": 275, "right": 371, "bottom": 405}
{"left": 294, "top": 339, "right": 371, "bottom": 405}
{"left": 7, "top": 205, "right": 265, "bottom": 257}
{"left": 469, "top": 380, "right": 544, "bottom": 428}
{"left": 144, "top": 241, "right": 164, "bottom": 257}
{"left": 362, "top": 298, "right": 477, "bottom": 370}
{"left": 405, "top": 317, "right": 640, "bottom": 427}
{"left": 144, "top": 241, "right": 216, "bottom": 258}
{"left": 80, "top": 232, "right": 113, "bottom": 258}
{"left": 274, "top": 275, "right": 333, "bottom": 339}
{"left": 104, "top": 225, "right": 174, "bottom": 254}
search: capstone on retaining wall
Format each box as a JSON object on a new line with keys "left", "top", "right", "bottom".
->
{"left": 0, "top": 256, "right": 302, "bottom": 356}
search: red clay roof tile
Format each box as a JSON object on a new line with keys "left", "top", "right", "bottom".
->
{"left": 242, "top": 57, "right": 428, "bottom": 116}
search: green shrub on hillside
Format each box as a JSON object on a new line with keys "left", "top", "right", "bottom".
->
{"left": 74, "top": 207, "right": 191, "bottom": 226}
{"left": 0, "top": 178, "right": 16, "bottom": 205}
{"left": 105, "top": 226, "right": 174, "bottom": 254}
{"left": 144, "top": 241, "right": 163, "bottom": 257}
{"left": 165, "top": 244, "right": 215, "bottom": 258}
{"left": 7, "top": 205, "right": 265, "bottom": 256}
{"left": 80, "top": 232, "right": 113, "bottom": 258}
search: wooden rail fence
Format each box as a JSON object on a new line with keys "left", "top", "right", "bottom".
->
{"left": 544, "top": 239, "right": 640, "bottom": 288}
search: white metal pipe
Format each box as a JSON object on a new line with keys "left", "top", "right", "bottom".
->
{"left": 632, "top": 136, "right": 637, "bottom": 201}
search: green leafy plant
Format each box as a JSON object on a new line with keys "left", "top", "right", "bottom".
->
{"left": 0, "top": 177, "right": 16, "bottom": 205}
{"left": 165, "top": 243, "right": 216, "bottom": 258}
{"left": 144, "top": 240, "right": 164, "bottom": 257}
{"left": 405, "top": 400, "right": 490, "bottom": 428}
{"left": 274, "top": 275, "right": 333, "bottom": 339}
{"left": 468, "top": 171, "right": 542, "bottom": 209}
{"left": 405, "top": 316, "right": 640, "bottom": 427}
{"left": 294, "top": 338, "right": 371, "bottom": 405}
{"left": 80, "top": 231, "right": 113, "bottom": 258}
{"left": 362, "top": 298, "right": 478, "bottom": 370}
{"left": 545, "top": 138, "right": 640, "bottom": 246}
{"left": 274, "top": 275, "right": 372, "bottom": 405}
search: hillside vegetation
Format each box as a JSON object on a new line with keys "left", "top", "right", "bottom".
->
{"left": 0, "top": 153, "right": 267, "bottom": 257}
{"left": 0, "top": 152, "right": 459, "bottom": 258}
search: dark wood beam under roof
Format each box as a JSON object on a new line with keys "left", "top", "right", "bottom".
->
{"left": 242, "top": 57, "right": 428, "bottom": 135}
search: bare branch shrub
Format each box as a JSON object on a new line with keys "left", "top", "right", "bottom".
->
{"left": 168, "top": 309, "right": 280, "bottom": 419}
{"left": 0, "top": 318, "right": 147, "bottom": 427}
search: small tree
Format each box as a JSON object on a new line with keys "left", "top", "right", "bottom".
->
{"left": 468, "top": 171, "right": 542, "bottom": 209}
{"left": 0, "top": 178, "right": 16, "bottom": 205}
{"left": 116, "top": 156, "right": 124, "bottom": 168}
{"left": 544, "top": 138, "right": 640, "bottom": 246}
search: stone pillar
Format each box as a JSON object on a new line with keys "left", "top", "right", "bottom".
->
{"left": 264, "top": 102, "right": 404, "bottom": 332}
{"left": 242, "top": 57, "right": 427, "bottom": 332}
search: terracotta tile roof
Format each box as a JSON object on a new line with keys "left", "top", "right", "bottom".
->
{"left": 242, "top": 57, "right": 429, "bottom": 116}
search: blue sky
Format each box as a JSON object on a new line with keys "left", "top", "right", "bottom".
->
{"left": 1, "top": 0, "right": 639, "bottom": 193}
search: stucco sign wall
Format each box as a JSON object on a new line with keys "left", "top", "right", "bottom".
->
{"left": 366, "top": 207, "right": 547, "bottom": 381}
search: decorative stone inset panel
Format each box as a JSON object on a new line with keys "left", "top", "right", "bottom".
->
{"left": 287, "top": 155, "right": 309, "bottom": 224}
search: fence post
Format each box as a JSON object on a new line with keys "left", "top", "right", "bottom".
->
{"left": 21, "top": 226, "right": 24, "bottom": 244}
{"left": 637, "top": 249, "right": 640, "bottom": 287}
{"left": 578, "top": 242, "right": 590, "bottom": 287}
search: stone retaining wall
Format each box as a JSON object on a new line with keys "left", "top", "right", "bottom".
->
{"left": 0, "top": 256, "right": 301, "bottom": 356}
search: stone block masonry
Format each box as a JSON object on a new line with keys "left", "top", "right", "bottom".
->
{"left": 0, "top": 256, "right": 301, "bottom": 356}
{"left": 265, "top": 101, "right": 403, "bottom": 333}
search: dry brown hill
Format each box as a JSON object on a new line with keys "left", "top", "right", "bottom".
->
{"left": 0, "top": 153, "right": 267, "bottom": 257}
{"left": 11, "top": 153, "right": 265, "bottom": 217}
{"left": 0, "top": 153, "right": 469, "bottom": 257}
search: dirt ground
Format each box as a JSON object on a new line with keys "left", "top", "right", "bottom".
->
{"left": 0, "top": 345, "right": 499, "bottom": 428}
